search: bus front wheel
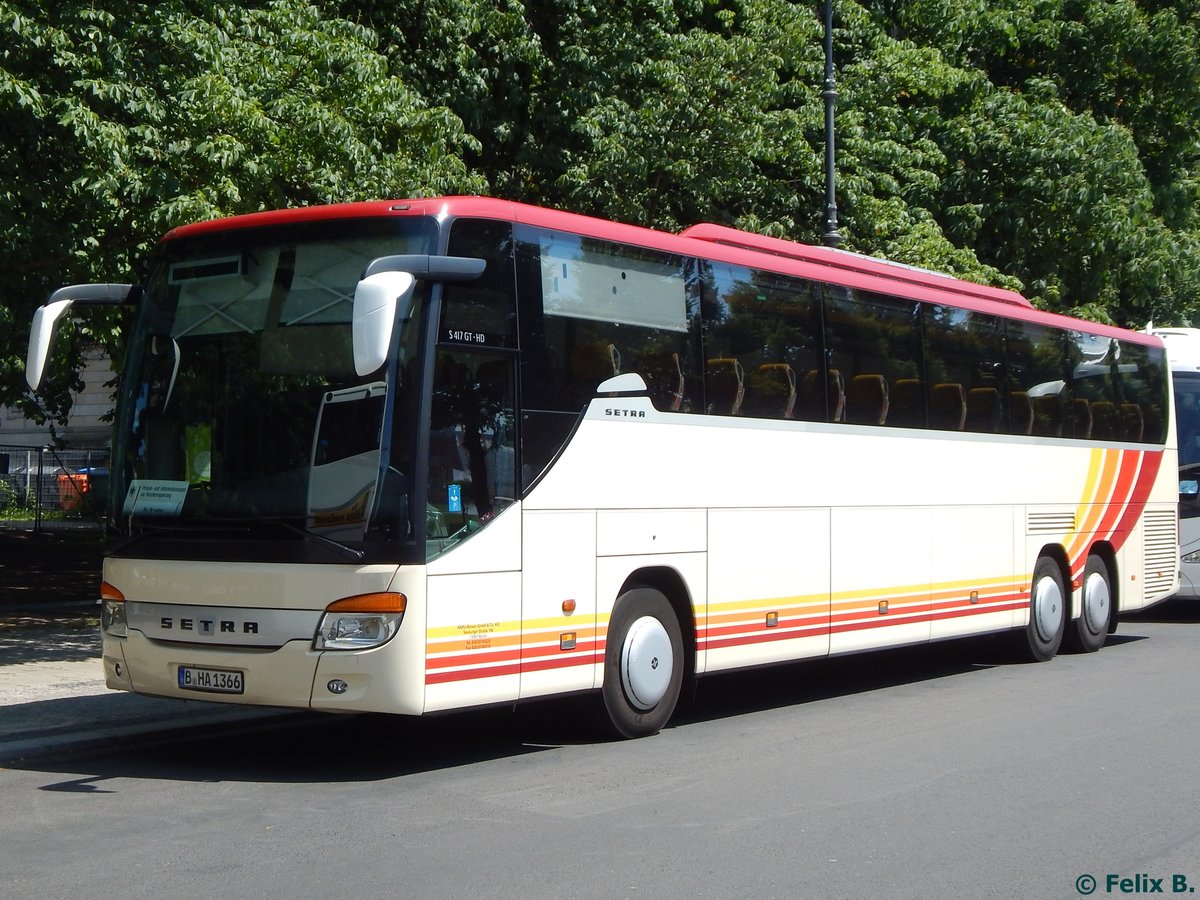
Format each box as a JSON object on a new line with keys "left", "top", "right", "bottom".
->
{"left": 599, "top": 587, "right": 684, "bottom": 739}
{"left": 1015, "top": 555, "right": 1066, "bottom": 662}
{"left": 1067, "top": 555, "right": 1112, "bottom": 653}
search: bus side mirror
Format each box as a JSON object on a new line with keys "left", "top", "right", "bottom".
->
{"left": 26, "top": 282, "right": 138, "bottom": 392}
{"left": 26, "top": 298, "right": 75, "bottom": 392}
{"left": 352, "top": 271, "right": 415, "bottom": 377}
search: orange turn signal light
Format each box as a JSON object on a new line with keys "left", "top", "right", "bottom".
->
{"left": 100, "top": 581, "right": 125, "bottom": 603}
{"left": 324, "top": 592, "right": 407, "bottom": 614}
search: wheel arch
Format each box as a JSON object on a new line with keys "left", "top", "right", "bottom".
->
{"left": 1035, "top": 543, "right": 1072, "bottom": 599}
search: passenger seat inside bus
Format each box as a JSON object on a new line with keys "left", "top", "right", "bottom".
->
{"left": 1010, "top": 391, "right": 1034, "bottom": 434}
{"left": 1090, "top": 400, "right": 1119, "bottom": 440}
{"left": 641, "top": 350, "right": 685, "bottom": 411}
{"left": 743, "top": 363, "right": 797, "bottom": 419}
{"left": 965, "top": 387, "right": 1002, "bottom": 433}
{"left": 706, "top": 358, "right": 745, "bottom": 415}
{"left": 845, "top": 374, "right": 889, "bottom": 425}
{"left": 1031, "top": 395, "right": 1064, "bottom": 436}
{"left": 1121, "top": 403, "right": 1144, "bottom": 441}
{"left": 889, "top": 378, "right": 925, "bottom": 428}
{"left": 930, "top": 383, "right": 967, "bottom": 430}
{"left": 796, "top": 369, "right": 845, "bottom": 422}
{"left": 1073, "top": 398, "right": 1093, "bottom": 438}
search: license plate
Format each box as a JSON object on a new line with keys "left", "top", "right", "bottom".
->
{"left": 178, "top": 665, "right": 244, "bottom": 694}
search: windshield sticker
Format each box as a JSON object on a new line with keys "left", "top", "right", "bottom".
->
{"left": 310, "top": 486, "right": 373, "bottom": 529}
{"left": 448, "top": 484, "right": 463, "bottom": 513}
{"left": 123, "top": 480, "right": 189, "bottom": 517}
{"left": 444, "top": 329, "right": 490, "bottom": 345}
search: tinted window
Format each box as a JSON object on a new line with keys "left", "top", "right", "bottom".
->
{"left": 443, "top": 219, "right": 518, "bottom": 349}
{"left": 1068, "top": 332, "right": 1121, "bottom": 439}
{"left": 1115, "top": 340, "right": 1168, "bottom": 444}
{"left": 517, "top": 228, "right": 695, "bottom": 414}
{"left": 823, "top": 288, "right": 922, "bottom": 427}
{"left": 1006, "top": 321, "right": 1069, "bottom": 437}
{"left": 924, "top": 307, "right": 1008, "bottom": 433}
{"left": 701, "top": 264, "right": 821, "bottom": 419}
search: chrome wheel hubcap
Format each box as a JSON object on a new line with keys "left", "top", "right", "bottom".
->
{"left": 1083, "top": 571, "right": 1110, "bottom": 634}
{"left": 620, "top": 616, "right": 673, "bottom": 710}
{"left": 1034, "top": 574, "right": 1064, "bottom": 643}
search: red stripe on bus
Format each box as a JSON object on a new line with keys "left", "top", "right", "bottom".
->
{"left": 699, "top": 599, "right": 1026, "bottom": 651}
{"left": 1109, "top": 450, "right": 1163, "bottom": 549}
{"left": 425, "top": 653, "right": 597, "bottom": 685}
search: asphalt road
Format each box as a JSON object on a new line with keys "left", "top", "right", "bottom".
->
{"left": 2, "top": 600, "right": 1199, "bottom": 900}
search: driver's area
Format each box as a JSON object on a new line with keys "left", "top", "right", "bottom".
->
{"left": 426, "top": 349, "right": 517, "bottom": 559}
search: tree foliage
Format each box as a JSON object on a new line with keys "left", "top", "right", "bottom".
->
{"left": 4, "top": 0, "right": 1200, "bottom": 427}
{"left": 0, "top": 0, "right": 483, "bottom": 420}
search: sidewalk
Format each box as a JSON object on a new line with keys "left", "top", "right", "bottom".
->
{"left": 0, "top": 533, "right": 295, "bottom": 763}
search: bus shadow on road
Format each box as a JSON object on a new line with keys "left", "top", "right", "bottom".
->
{"left": 672, "top": 636, "right": 1003, "bottom": 729}
{"left": 14, "top": 638, "right": 1003, "bottom": 786}
{"left": 10, "top": 625, "right": 1166, "bottom": 787}
{"left": 1125, "top": 595, "right": 1200, "bottom": 624}
{"left": 19, "top": 707, "right": 558, "bottom": 787}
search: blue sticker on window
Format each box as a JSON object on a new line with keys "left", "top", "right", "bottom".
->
{"left": 448, "top": 484, "right": 462, "bottom": 513}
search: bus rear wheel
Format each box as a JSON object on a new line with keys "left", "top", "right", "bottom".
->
{"left": 599, "top": 587, "right": 684, "bottom": 739}
{"left": 1014, "top": 555, "right": 1066, "bottom": 662}
{"left": 1067, "top": 555, "right": 1112, "bottom": 653}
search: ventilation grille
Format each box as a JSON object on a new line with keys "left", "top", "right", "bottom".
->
{"left": 1142, "top": 509, "right": 1178, "bottom": 600}
{"left": 1027, "top": 512, "right": 1075, "bottom": 535}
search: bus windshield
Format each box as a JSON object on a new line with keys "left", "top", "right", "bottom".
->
{"left": 112, "top": 217, "right": 436, "bottom": 550}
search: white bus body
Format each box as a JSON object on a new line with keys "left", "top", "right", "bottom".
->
{"left": 30, "top": 198, "right": 1178, "bottom": 737}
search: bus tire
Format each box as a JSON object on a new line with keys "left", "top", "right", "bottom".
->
{"left": 1015, "top": 555, "right": 1066, "bottom": 662}
{"left": 1067, "top": 555, "right": 1111, "bottom": 653}
{"left": 599, "top": 587, "right": 684, "bottom": 739}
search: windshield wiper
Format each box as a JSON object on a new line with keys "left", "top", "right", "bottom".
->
{"left": 262, "top": 519, "right": 365, "bottom": 562}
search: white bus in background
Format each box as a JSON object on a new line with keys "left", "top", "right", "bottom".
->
{"left": 26, "top": 197, "right": 1179, "bottom": 738}
{"left": 1147, "top": 326, "right": 1200, "bottom": 598}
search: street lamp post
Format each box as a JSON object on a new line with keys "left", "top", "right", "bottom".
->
{"left": 822, "top": 0, "right": 841, "bottom": 248}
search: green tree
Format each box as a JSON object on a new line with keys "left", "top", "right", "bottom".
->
{"left": 348, "top": 0, "right": 1006, "bottom": 285}
{"left": 869, "top": 0, "right": 1200, "bottom": 323}
{"left": 0, "top": 0, "right": 484, "bottom": 424}
{"left": 6, "top": 0, "right": 1200, "bottom": 440}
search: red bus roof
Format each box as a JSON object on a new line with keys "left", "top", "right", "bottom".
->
{"left": 163, "top": 196, "right": 1161, "bottom": 347}
{"left": 678, "top": 222, "right": 1032, "bottom": 309}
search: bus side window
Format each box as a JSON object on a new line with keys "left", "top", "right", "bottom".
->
{"left": 516, "top": 227, "right": 695, "bottom": 419}
{"left": 924, "top": 306, "right": 1006, "bottom": 433}
{"left": 823, "top": 287, "right": 920, "bottom": 427}
{"left": 1007, "top": 321, "right": 1069, "bottom": 438}
{"left": 702, "top": 263, "right": 821, "bottom": 421}
{"left": 1116, "top": 340, "right": 1168, "bottom": 444}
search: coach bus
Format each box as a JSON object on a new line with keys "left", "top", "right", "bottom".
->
{"left": 26, "top": 197, "right": 1178, "bottom": 738}
{"left": 1146, "top": 326, "right": 1200, "bottom": 598}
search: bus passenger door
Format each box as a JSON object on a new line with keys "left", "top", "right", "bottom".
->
{"left": 424, "top": 350, "right": 522, "bottom": 712}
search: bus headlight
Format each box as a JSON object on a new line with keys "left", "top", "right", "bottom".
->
{"left": 314, "top": 592, "right": 406, "bottom": 651}
{"left": 100, "top": 582, "right": 127, "bottom": 637}
{"left": 1182, "top": 549, "right": 1200, "bottom": 564}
